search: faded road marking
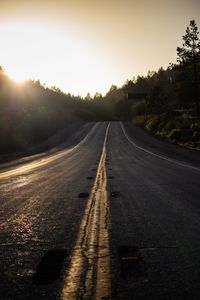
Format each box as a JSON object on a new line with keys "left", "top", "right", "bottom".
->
{"left": 61, "top": 123, "right": 111, "bottom": 300}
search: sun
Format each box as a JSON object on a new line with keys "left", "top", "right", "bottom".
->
{"left": 0, "top": 21, "right": 78, "bottom": 85}
{"left": 0, "top": 21, "right": 113, "bottom": 96}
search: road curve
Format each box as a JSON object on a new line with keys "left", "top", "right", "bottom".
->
{"left": 107, "top": 122, "right": 200, "bottom": 300}
{"left": 0, "top": 122, "right": 108, "bottom": 300}
{"left": 0, "top": 121, "right": 200, "bottom": 300}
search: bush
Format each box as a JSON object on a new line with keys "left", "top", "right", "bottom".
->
{"left": 165, "top": 119, "right": 179, "bottom": 132}
{"left": 165, "top": 116, "right": 190, "bottom": 132}
{"left": 191, "top": 131, "right": 200, "bottom": 141}
{"left": 179, "top": 114, "right": 191, "bottom": 129}
{"left": 168, "top": 129, "right": 183, "bottom": 140}
{"left": 132, "top": 115, "right": 146, "bottom": 127}
{"left": 131, "top": 100, "right": 146, "bottom": 116}
{"left": 146, "top": 116, "right": 159, "bottom": 132}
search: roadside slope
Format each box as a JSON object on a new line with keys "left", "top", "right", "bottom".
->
{"left": 0, "top": 122, "right": 95, "bottom": 170}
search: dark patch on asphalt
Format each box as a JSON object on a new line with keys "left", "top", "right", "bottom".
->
{"left": 108, "top": 176, "right": 115, "bottom": 179}
{"left": 33, "top": 249, "right": 67, "bottom": 285}
{"left": 111, "top": 192, "right": 120, "bottom": 198}
{"left": 91, "top": 168, "right": 97, "bottom": 171}
{"left": 86, "top": 176, "right": 94, "bottom": 180}
{"left": 108, "top": 168, "right": 112, "bottom": 171}
{"left": 78, "top": 192, "right": 90, "bottom": 198}
{"left": 118, "top": 246, "right": 144, "bottom": 279}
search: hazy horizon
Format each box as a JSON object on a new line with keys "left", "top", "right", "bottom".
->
{"left": 0, "top": 0, "right": 199, "bottom": 96}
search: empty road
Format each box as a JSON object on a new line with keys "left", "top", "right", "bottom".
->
{"left": 0, "top": 122, "right": 200, "bottom": 300}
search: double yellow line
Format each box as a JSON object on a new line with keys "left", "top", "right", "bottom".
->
{"left": 61, "top": 123, "right": 111, "bottom": 300}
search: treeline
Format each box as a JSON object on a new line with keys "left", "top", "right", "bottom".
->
{"left": 104, "top": 20, "right": 200, "bottom": 149}
{"left": 0, "top": 20, "right": 199, "bottom": 154}
{"left": 0, "top": 71, "right": 114, "bottom": 154}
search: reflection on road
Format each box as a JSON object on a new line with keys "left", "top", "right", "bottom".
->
{"left": 61, "top": 124, "right": 111, "bottom": 300}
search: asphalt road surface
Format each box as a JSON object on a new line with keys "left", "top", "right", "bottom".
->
{"left": 0, "top": 122, "right": 200, "bottom": 300}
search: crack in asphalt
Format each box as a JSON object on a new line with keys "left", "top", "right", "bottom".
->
{"left": 60, "top": 123, "right": 111, "bottom": 300}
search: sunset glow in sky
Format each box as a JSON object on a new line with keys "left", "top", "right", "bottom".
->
{"left": 0, "top": 0, "right": 199, "bottom": 96}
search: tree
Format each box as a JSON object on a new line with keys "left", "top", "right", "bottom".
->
{"left": 94, "top": 92, "right": 103, "bottom": 100}
{"left": 177, "top": 20, "right": 200, "bottom": 115}
{"left": 177, "top": 20, "right": 200, "bottom": 63}
{"left": 85, "top": 92, "right": 92, "bottom": 101}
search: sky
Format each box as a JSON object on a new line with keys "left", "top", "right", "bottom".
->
{"left": 0, "top": 0, "right": 199, "bottom": 96}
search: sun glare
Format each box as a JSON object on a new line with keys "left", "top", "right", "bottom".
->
{"left": 0, "top": 21, "right": 112, "bottom": 95}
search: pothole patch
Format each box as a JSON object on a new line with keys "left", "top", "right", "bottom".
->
{"left": 33, "top": 249, "right": 67, "bottom": 285}
{"left": 78, "top": 192, "right": 90, "bottom": 198}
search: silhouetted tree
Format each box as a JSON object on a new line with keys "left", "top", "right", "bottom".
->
{"left": 94, "top": 92, "right": 103, "bottom": 100}
{"left": 177, "top": 20, "right": 200, "bottom": 115}
{"left": 85, "top": 92, "right": 92, "bottom": 101}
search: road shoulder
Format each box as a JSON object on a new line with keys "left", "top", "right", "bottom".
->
{"left": 123, "top": 122, "right": 200, "bottom": 168}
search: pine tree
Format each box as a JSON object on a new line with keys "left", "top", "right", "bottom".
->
{"left": 177, "top": 20, "right": 200, "bottom": 63}
{"left": 177, "top": 20, "right": 200, "bottom": 115}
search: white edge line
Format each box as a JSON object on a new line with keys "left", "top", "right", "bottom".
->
{"left": 120, "top": 122, "right": 200, "bottom": 172}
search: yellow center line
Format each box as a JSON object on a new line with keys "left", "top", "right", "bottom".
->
{"left": 61, "top": 123, "right": 111, "bottom": 300}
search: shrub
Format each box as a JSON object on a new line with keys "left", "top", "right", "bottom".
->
{"left": 131, "top": 100, "right": 146, "bottom": 116}
{"left": 168, "top": 129, "right": 183, "bottom": 140}
{"left": 146, "top": 116, "right": 159, "bottom": 132}
{"left": 132, "top": 115, "right": 146, "bottom": 127}
{"left": 165, "top": 119, "right": 179, "bottom": 132}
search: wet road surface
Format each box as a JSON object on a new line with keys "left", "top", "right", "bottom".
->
{"left": 0, "top": 122, "right": 200, "bottom": 299}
